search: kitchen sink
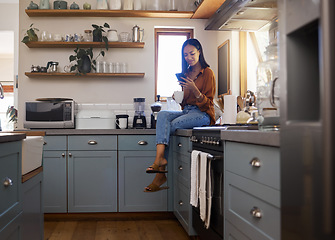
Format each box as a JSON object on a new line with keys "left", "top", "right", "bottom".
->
{"left": 22, "top": 136, "right": 44, "bottom": 175}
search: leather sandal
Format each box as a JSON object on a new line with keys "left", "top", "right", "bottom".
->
{"left": 144, "top": 183, "right": 169, "bottom": 192}
{"left": 146, "top": 163, "right": 168, "bottom": 173}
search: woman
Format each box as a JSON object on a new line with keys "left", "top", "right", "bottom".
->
{"left": 145, "top": 38, "right": 216, "bottom": 192}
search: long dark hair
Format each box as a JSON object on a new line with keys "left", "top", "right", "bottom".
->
{"left": 181, "top": 38, "right": 210, "bottom": 74}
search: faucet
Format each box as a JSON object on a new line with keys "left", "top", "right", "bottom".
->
{"left": 0, "top": 83, "right": 4, "bottom": 99}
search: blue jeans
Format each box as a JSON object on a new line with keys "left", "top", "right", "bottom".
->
{"left": 156, "top": 105, "right": 210, "bottom": 146}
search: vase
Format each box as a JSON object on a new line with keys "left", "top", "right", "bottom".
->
{"left": 93, "top": 30, "right": 102, "bottom": 42}
{"left": 79, "top": 55, "right": 92, "bottom": 73}
{"left": 39, "top": 0, "right": 50, "bottom": 9}
{"left": 96, "top": 0, "right": 108, "bottom": 9}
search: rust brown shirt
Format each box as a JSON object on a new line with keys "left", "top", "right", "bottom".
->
{"left": 181, "top": 67, "right": 216, "bottom": 125}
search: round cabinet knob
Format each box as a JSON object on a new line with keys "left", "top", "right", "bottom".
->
{"left": 3, "top": 177, "right": 13, "bottom": 187}
{"left": 88, "top": 140, "right": 97, "bottom": 145}
{"left": 178, "top": 165, "right": 183, "bottom": 170}
{"left": 250, "top": 157, "right": 261, "bottom": 168}
{"left": 178, "top": 143, "right": 182, "bottom": 147}
{"left": 138, "top": 140, "right": 148, "bottom": 145}
{"left": 250, "top": 207, "right": 262, "bottom": 219}
{"left": 62, "top": 153, "right": 65, "bottom": 157}
{"left": 178, "top": 201, "right": 183, "bottom": 206}
{"left": 69, "top": 152, "right": 72, "bottom": 157}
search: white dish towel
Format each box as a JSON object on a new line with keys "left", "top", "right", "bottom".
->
{"left": 199, "top": 152, "right": 208, "bottom": 223}
{"left": 190, "top": 150, "right": 201, "bottom": 207}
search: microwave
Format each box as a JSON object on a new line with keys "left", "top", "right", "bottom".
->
{"left": 24, "top": 100, "right": 75, "bottom": 129}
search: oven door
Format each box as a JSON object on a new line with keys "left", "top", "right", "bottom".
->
{"left": 192, "top": 149, "right": 224, "bottom": 240}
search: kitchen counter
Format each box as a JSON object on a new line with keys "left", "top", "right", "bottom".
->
{"left": 221, "top": 130, "right": 280, "bottom": 147}
{"left": 43, "top": 129, "right": 157, "bottom": 135}
{"left": 0, "top": 132, "right": 26, "bottom": 143}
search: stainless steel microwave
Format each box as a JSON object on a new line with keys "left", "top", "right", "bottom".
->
{"left": 24, "top": 100, "right": 75, "bottom": 129}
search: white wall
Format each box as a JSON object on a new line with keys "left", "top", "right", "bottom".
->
{"left": 18, "top": 0, "right": 234, "bottom": 128}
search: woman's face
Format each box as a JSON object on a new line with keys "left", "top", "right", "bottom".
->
{"left": 183, "top": 44, "right": 200, "bottom": 67}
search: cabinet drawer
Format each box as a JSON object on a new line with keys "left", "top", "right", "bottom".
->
{"left": 68, "top": 135, "right": 117, "bottom": 151}
{"left": 118, "top": 135, "right": 155, "bottom": 151}
{"left": 174, "top": 152, "right": 190, "bottom": 188}
{"left": 173, "top": 136, "right": 191, "bottom": 154}
{"left": 225, "top": 141, "right": 280, "bottom": 190}
{"left": 0, "top": 142, "right": 22, "bottom": 230}
{"left": 43, "top": 136, "right": 67, "bottom": 150}
{"left": 174, "top": 181, "right": 191, "bottom": 227}
{"left": 226, "top": 172, "right": 280, "bottom": 240}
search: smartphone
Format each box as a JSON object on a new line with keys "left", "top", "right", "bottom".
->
{"left": 175, "top": 73, "right": 186, "bottom": 83}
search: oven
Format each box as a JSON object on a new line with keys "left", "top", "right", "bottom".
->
{"left": 191, "top": 126, "right": 224, "bottom": 240}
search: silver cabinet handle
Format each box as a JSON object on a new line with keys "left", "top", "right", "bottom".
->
{"left": 138, "top": 140, "right": 148, "bottom": 145}
{"left": 69, "top": 152, "right": 72, "bottom": 157}
{"left": 88, "top": 140, "right": 97, "bottom": 145}
{"left": 250, "top": 207, "right": 262, "bottom": 219}
{"left": 179, "top": 201, "right": 183, "bottom": 206}
{"left": 178, "top": 165, "right": 183, "bottom": 170}
{"left": 250, "top": 157, "right": 261, "bottom": 168}
{"left": 3, "top": 177, "right": 13, "bottom": 187}
{"left": 178, "top": 143, "right": 182, "bottom": 147}
{"left": 62, "top": 153, "right": 65, "bottom": 157}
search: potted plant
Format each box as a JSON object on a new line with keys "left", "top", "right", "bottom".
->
{"left": 69, "top": 47, "right": 106, "bottom": 74}
{"left": 21, "top": 23, "right": 39, "bottom": 43}
{"left": 92, "top": 23, "right": 110, "bottom": 47}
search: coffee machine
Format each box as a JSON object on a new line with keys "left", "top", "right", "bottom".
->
{"left": 133, "top": 98, "right": 147, "bottom": 128}
{"left": 151, "top": 95, "right": 162, "bottom": 129}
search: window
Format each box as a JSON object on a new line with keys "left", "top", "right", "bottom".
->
{"left": 240, "top": 31, "right": 269, "bottom": 96}
{"left": 155, "top": 28, "right": 193, "bottom": 100}
{"left": 0, "top": 31, "right": 15, "bottom": 130}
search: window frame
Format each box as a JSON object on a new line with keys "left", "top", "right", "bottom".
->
{"left": 154, "top": 28, "right": 194, "bottom": 101}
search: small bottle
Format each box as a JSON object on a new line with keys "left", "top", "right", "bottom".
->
{"left": 84, "top": 30, "right": 93, "bottom": 42}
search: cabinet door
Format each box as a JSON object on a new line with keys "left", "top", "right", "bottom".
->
{"left": 0, "top": 212, "right": 22, "bottom": 240}
{"left": 0, "top": 141, "right": 22, "bottom": 230}
{"left": 68, "top": 151, "right": 117, "bottom": 212}
{"left": 43, "top": 151, "right": 67, "bottom": 213}
{"left": 22, "top": 172, "right": 43, "bottom": 240}
{"left": 118, "top": 151, "right": 167, "bottom": 212}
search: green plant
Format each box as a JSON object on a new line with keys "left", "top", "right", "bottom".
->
{"left": 21, "top": 23, "right": 39, "bottom": 43}
{"left": 69, "top": 47, "right": 106, "bottom": 74}
{"left": 6, "top": 106, "right": 17, "bottom": 123}
{"left": 92, "top": 23, "right": 110, "bottom": 49}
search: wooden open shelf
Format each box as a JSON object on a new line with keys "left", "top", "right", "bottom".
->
{"left": 192, "top": 0, "right": 226, "bottom": 19}
{"left": 25, "top": 41, "right": 145, "bottom": 48}
{"left": 25, "top": 72, "right": 145, "bottom": 78}
{"left": 25, "top": 9, "right": 194, "bottom": 18}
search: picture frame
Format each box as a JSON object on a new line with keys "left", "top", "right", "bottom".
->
{"left": 217, "top": 40, "right": 230, "bottom": 95}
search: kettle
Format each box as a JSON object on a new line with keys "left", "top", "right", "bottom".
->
{"left": 132, "top": 25, "right": 144, "bottom": 42}
{"left": 47, "top": 61, "right": 59, "bottom": 73}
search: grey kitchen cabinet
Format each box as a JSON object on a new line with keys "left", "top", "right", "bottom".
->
{"left": 0, "top": 141, "right": 23, "bottom": 240}
{"left": 224, "top": 141, "right": 280, "bottom": 240}
{"left": 22, "top": 171, "right": 43, "bottom": 240}
{"left": 67, "top": 135, "right": 117, "bottom": 213}
{"left": 172, "top": 135, "right": 196, "bottom": 236}
{"left": 118, "top": 135, "right": 168, "bottom": 212}
{"left": 42, "top": 136, "right": 67, "bottom": 213}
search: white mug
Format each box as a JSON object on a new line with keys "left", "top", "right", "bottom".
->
{"left": 173, "top": 91, "right": 184, "bottom": 103}
{"left": 115, "top": 118, "right": 127, "bottom": 129}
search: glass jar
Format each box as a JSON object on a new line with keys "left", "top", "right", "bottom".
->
{"left": 84, "top": 30, "right": 93, "bottom": 42}
{"left": 123, "top": 0, "right": 133, "bottom": 10}
{"left": 109, "top": 0, "right": 121, "bottom": 9}
{"left": 256, "top": 43, "right": 280, "bottom": 131}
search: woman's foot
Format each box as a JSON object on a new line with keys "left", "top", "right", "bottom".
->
{"left": 146, "top": 158, "right": 168, "bottom": 173}
{"left": 144, "top": 172, "right": 168, "bottom": 192}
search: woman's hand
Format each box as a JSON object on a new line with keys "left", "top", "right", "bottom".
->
{"left": 178, "top": 76, "right": 201, "bottom": 98}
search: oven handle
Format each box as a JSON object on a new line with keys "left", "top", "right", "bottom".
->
{"left": 207, "top": 154, "right": 223, "bottom": 161}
